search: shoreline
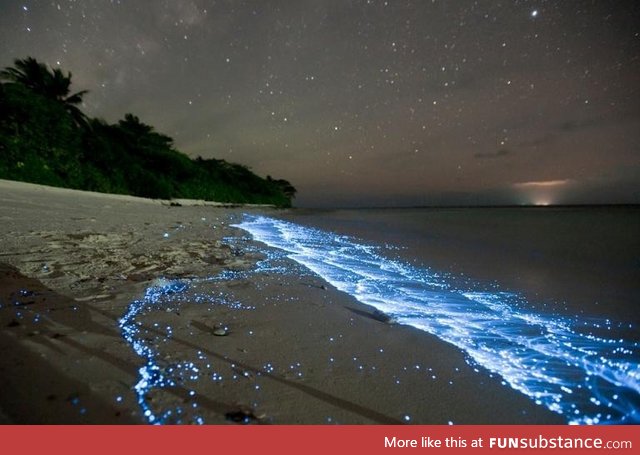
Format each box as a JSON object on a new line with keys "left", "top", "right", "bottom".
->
{"left": 0, "top": 179, "right": 562, "bottom": 424}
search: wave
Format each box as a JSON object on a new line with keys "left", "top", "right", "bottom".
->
{"left": 234, "top": 214, "right": 640, "bottom": 424}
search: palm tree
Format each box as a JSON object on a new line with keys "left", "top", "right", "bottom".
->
{"left": 0, "top": 57, "right": 89, "bottom": 127}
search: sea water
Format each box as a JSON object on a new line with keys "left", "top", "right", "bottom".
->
{"left": 234, "top": 207, "right": 640, "bottom": 424}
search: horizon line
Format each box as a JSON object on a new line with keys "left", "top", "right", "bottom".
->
{"left": 295, "top": 203, "right": 640, "bottom": 210}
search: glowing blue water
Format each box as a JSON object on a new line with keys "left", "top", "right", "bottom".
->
{"left": 234, "top": 214, "right": 640, "bottom": 424}
{"left": 118, "top": 279, "right": 189, "bottom": 424}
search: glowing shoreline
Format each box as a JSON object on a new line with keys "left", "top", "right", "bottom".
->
{"left": 234, "top": 214, "right": 640, "bottom": 424}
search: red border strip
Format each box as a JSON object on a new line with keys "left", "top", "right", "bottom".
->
{"left": 1, "top": 425, "right": 637, "bottom": 455}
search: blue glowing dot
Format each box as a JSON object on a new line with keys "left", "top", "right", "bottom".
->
{"left": 403, "top": 415, "right": 411, "bottom": 422}
{"left": 531, "top": 9, "right": 538, "bottom": 17}
{"left": 116, "top": 396, "right": 123, "bottom": 402}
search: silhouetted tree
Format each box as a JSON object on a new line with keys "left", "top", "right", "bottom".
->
{"left": 0, "top": 57, "right": 88, "bottom": 127}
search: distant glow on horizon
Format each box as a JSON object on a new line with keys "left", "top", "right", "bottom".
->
{"left": 514, "top": 179, "right": 571, "bottom": 188}
{"left": 533, "top": 198, "right": 552, "bottom": 206}
{"left": 236, "top": 215, "right": 640, "bottom": 424}
{"left": 513, "top": 180, "right": 571, "bottom": 206}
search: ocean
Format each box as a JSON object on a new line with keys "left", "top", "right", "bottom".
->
{"left": 235, "top": 206, "right": 640, "bottom": 424}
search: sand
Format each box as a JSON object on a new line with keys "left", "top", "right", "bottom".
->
{"left": 0, "top": 179, "right": 563, "bottom": 424}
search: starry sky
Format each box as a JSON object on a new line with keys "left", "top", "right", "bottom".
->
{"left": 1, "top": 0, "right": 639, "bottom": 207}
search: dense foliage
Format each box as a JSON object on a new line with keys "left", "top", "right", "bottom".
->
{"left": 0, "top": 57, "right": 295, "bottom": 207}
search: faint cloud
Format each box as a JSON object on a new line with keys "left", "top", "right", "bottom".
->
{"left": 513, "top": 179, "right": 573, "bottom": 188}
{"left": 474, "top": 149, "right": 512, "bottom": 159}
{"left": 556, "top": 107, "right": 640, "bottom": 133}
{"left": 517, "top": 134, "right": 556, "bottom": 148}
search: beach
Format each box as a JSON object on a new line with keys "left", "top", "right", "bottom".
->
{"left": 0, "top": 179, "right": 603, "bottom": 424}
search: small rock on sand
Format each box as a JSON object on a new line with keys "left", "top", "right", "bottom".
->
{"left": 213, "top": 326, "right": 229, "bottom": 336}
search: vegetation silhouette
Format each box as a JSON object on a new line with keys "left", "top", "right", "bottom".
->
{"left": 0, "top": 57, "right": 295, "bottom": 207}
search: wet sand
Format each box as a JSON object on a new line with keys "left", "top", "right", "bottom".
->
{"left": 0, "top": 179, "right": 562, "bottom": 424}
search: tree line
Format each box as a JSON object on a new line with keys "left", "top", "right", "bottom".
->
{"left": 0, "top": 57, "right": 296, "bottom": 207}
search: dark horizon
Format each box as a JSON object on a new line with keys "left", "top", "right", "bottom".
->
{"left": 1, "top": 1, "right": 639, "bottom": 207}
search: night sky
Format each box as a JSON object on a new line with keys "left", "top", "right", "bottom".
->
{"left": 1, "top": 1, "right": 639, "bottom": 207}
